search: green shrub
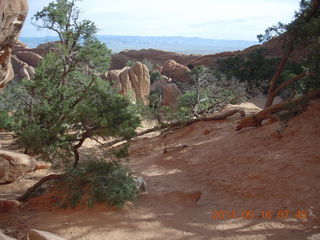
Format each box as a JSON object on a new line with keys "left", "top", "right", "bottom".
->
{"left": 150, "top": 70, "right": 163, "bottom": 84}
{"left": 0, "top": 112, "right": 12, "bottom": 130}
{"left": 59, "top": 160, "right": 138, "bottom": 208}
{"left": 217, "top": 48, "right": 280, "bottom": 94}
{"left": 138, "top": 66, "right": 247, "bottom": 124}
{"left": 126, "top": 60, "right": 135, "bottom": 67}
{"left": 141, "top": 59, "right": 154, "bottom": 71}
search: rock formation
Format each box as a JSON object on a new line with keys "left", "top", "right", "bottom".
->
{"left": 109, "top": 38, "right": 285, "bottom": 71}
{"left": 161, "top": 60, "right": 191, "bottom": 83}
{"left": 0, "top": 150, "right": 51, "bottom": 184}
{"left": 110, "top": 48, "right": 199, "bottom": 70}
{"left": 14, "top": 51, "right": 43, "bottom": 68}
{"left": 188, "top": 51, "right": 237, "bottom": 69}
{"left": 104, "top": 62, "right": 150, "bottom": 105}
{"left": 0, "top": 0, "right": 28, "bottom": 88}
{"left": 151, "top": 79, "right": 181, "bottom": 108}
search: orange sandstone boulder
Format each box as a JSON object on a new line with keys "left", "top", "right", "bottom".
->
{"left": 161, "top": 60, "right": 191, "bottom": 83}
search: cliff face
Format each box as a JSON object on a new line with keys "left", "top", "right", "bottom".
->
{"left": 0, "top": 0, "right": 28, "bottom": 88}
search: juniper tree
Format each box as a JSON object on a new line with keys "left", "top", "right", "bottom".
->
{"left": 259, "top": 0, "right": 320, "bottom": 108}
{"left": 0, "top": 0, "right": 140, "bottom": 167}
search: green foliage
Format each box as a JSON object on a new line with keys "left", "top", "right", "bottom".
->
{"left": 277, "top": 97, "right": 310, "bottom": 123}
{"left": 150, "top": 71, "right": 163, "bottom": 84}
{"left": 0, "top": 112, "right": 12, "bottom": 130}
{"left": 125, "top": 59, "right": 153, "bottom": 71}
{"left": 125, "top": 60, "right": 135, "bottom": 67}
{"left": 141, "top": 59, "right": 154, "bottom": 71}
{"left": 0, "top": 0, "right": 140, "bottom": 164}
{"left": 111, "top": 143, "right": 130, "bottom": 159}
{"left": 58, "top": 159, "right": 138, "bottom": 208}
{"left": 217, "top": 48, "right": 280, "bottom": 93}
{"left": 139, "top": 66, "right": 247, "bottom": 124}
{"left": 258, "top": 0, "right": 320, "bottom": 94}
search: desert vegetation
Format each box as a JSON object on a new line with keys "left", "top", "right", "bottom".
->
{"left": 0, "top": 0, "right": 319, "bottom": 239}
{"left": 0, "top": 0, "right": 140, "bottom": 206}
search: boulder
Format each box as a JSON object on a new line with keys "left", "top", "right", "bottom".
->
{"left": 119, "top": 67, "right": 136, "bottom": 102}
{"left": 161, "top": 83, "right": 182, "bottom": 108}
{"left": 151, "top": 79, "right": 181, "bottom": 108}
{"left": 161, "top": 60, "right": 191, "bottom": 83}
{"left": 0, "top": 0, "right": 28, "bottom": 88}
{"left": 105, "top": 62, "right": 150, "bottom": 105}
{"left": 19, "top": 66, "right": 30, "bottom": 80}
{"left": 104, "top": 69, "right": 122, "bottom": 92}
{"left": 128, "top": 62, "right": 150, "bottom": 105}
{"left": 14, "top": 51, "right": 43, "bottom": 68}
{"left": 28, "top": 229, "right": 66, "bottom": 240}
{"left": 0, "top": 150, "right": 51, "bottom": 184}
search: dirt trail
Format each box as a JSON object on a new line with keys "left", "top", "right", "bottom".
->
{"left": 1, "top": 100, "right": 320, "bottom": 240}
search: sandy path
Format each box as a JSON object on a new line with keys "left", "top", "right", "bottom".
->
{"left": 1, "top": 101, "right": 320, "bottom": 240}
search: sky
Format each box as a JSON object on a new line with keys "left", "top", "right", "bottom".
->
{"left": 21, "top": 0, "right": 300, "bottom": 41}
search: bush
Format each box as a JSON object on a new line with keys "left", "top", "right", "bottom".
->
{"left": 58, "top": 160, "right": 138, "bottom": 208}
{"left": 150, "top": 70, "right": 163, "bottom": 84}
{"left": 217, "top": 48, "right": 280, "bottom": 94}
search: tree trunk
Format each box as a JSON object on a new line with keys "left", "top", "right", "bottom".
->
{"left": 264, "top": 56, "right": 289, "bottom": 108}
{"left": 237, "top": 90, "right": 320, "bottom": 131}
{"left": 264, "top": 0, "right": 320, "bottom": 108}
{"left": 101, "top": 109, "right": 245, "bottom": 149}
{"left": 72, "top": 147, "right": 80, "bottom": 168}
{"left": 17, "top": 174, "right": 64, "bottom": 202}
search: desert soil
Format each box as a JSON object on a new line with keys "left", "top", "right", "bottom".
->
{"left": 0, "top": 100, "right": 320, "bottom": 240}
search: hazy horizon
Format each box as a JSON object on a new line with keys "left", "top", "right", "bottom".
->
{"left": 19, "top": 35, "right": 258, "bottom": 54}
{"left": 21, "top": 0, "right": 299, "bottom": 41}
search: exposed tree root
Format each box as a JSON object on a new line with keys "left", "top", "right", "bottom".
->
{"left": 236, "top": 90, "right": 320, "bottom": 131}
{"left": 17, "top": 174, "right": 64, "bottom": 202}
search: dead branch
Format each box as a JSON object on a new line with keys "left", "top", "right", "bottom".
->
{"left": 100, "top": 109, "right": 245, "bottom": 149}
{"left": 237, "top": 90, "right": 320, "bottom": 131}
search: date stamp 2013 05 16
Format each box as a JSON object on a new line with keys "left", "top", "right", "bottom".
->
{"left": 211, "top": 209, "right": 308, "bottom": 220}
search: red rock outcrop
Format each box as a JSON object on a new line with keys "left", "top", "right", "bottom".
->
{"left": 104, "top": 62, "right": 150, "bottom": 105}
{"left": 111, "top": 49, "right": 199, "bottom": 70}
{"left": 188, "top": 51, "right": 238, "bottom": 69}
{"left": 0, "top": 0, "right": 28, "bottom": 88}
{"left": 161, "top": 60, "right": 191, "bottom": 83}
{"left": 14, "top": 51, "right": 43, "bottom": 68}
{"left": 151, "top": 79, "right": 182, "bottom": 108}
